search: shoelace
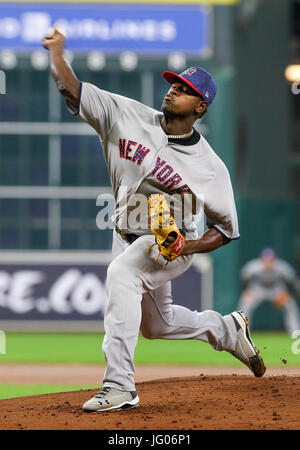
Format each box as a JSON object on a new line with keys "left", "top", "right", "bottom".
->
{"left": 95, "top": 386, "right": 111, "bottom": 398}
{"left": 146, "top": 242, "right": 160, "bottom": 261}
{"left": 146, "top": 242, "right": 169, "bottom": 265}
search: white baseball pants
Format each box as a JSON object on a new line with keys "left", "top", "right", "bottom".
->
{"left": 102, "top": 230, "right": 237, "bottom": 391}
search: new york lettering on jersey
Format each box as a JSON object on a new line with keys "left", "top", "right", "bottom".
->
{"left": 118, "top": 138, "right": 191, "bottom": 194}
{"left": 118, "top": 138, "right": 151, "bottom": 165}
{"left": 151, "top": 156, "right": 191, "bottom": 194}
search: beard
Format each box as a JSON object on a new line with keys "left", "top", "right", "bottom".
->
{"left": 161, "top": 101, "right": 188, "bottom": 119}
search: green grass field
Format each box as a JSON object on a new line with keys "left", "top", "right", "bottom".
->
{"left": 0, "top": 331, "right": 299, "bottom": 400}
{"left": 0, "top": 384, "right": 98, "bottom": 400}
{"left": 0, "top": 331, "right": 299, "bottom": 365}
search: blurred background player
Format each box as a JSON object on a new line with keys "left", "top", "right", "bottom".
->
{"left": 238, "top": 248, "right": 300, "bottom": 334}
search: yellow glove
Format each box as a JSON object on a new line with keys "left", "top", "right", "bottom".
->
{"left": 148, "top": 193, "right": 185, "bottom": 262}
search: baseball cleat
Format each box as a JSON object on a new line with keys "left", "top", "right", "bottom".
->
{"left": 83, "top": 386, "right": 139, "bottom": 412}
{"left": 230, "top": 311, "right": 266, "bottom": 377}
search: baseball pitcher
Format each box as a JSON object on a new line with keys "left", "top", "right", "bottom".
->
{"left": 43, "top": 27, "right": 266, "bottom": 413}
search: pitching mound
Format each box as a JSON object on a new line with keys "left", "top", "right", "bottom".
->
{"left": 0, "top": 375, "right": 299, "bottom": 430}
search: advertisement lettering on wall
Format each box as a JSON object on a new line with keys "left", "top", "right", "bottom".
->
{"left": 0, "top": 264, "right": 108, "bottom": 320}
{"left": 0, "top": 258, "right": 208, "bottom": 324}
{"left": 0, "top": 3, "right": 212, "bottom": 55}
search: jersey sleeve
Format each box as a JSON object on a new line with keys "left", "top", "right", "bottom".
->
{"left": 67, "top": 82, "right": 127, "bottom": 140}
{"left": 240, "top": 260, "right": 260, "bottom": 282}
{"left": 278, "top": 260, "right": 297, "bottom": 284}
{"left": 205, "top": 159, "right": 240, "bottom": 240}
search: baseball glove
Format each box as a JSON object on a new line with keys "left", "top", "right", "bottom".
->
{"left": 147, "top": 193, "right": 185, "bottom": 262}
{"left": 272, "top": 291, "right": 290, "bottom": 308}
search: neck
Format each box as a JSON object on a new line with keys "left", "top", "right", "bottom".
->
{"left": 160, "top": 115, "right": 194, "bottom": 137}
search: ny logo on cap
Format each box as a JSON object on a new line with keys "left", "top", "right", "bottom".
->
{"left": 184, "top": 67, "right": 197, "bottom": 77}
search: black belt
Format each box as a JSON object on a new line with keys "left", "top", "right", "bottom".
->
{"left": 115, "top": 226, "right": 139, "bottom": 244}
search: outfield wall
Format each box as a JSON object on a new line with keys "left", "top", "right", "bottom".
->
{"left": 0, "top": 252, "right": 213, "bottom": 331}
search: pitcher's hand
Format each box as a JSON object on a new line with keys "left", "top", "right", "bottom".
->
{"left": 42, "top": 26, "right": 65, "bottom": 54}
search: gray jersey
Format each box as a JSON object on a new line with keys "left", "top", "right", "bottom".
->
{"left": 241, "top": 258, "right": 296, "bottom": 289}
{"left": 69, "top": 82, "right": 239, "bottom": 239}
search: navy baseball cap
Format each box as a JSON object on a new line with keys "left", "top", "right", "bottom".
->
{"left": 261, "top": 248, "right": 276, "bottom": 259}
{"left": 163, "top": 66, "right": 217, "bottom": 105}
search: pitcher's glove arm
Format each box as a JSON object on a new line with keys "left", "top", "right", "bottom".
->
{"left": 147, "top": 193, "right": 185, "bottom": 262}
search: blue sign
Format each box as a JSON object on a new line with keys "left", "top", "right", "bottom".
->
{"left": 0, "top": 261, "right": 202, "bottom": 322}
{"left": 0, "top": 3, "right": 212, "bottom": 55}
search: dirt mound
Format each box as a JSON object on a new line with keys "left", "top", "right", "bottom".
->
{"left": 0, "top": 375, "right": 299, "bottom": 430}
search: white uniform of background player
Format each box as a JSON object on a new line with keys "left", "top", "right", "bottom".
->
{"left": 238, "top": 248, "right": 300, "bottom": 334}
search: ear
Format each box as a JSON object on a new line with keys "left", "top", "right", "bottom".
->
{"left": 195, "top": 100, "right": 208, "bottom": 116}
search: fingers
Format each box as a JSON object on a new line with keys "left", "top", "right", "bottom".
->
{"left": 164, "top": 232, "right": 177, "bottom": 246}
{"left": 46, "top": 25, "right": 66, "bottom": 38}
{"left": 45, "top": 27, "right": 55, "bottom": 39}
{"left": 42, "top": 37, "right": 52, "bottom": 50}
